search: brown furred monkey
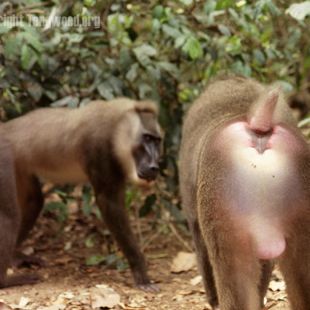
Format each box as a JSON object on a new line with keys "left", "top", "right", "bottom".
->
{"left": 179, "top": 76, "right": 310, "bottom": 310}
{"left": 1, "top": 98, "right": 162, "bottom": 291}
{"left": 0, "top": 136, "right": 39, "bottom": 288}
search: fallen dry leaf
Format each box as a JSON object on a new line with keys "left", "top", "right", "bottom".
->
{"left": 21, "top": 246, "right": 34, "bottom": 256}
{"left": 45, "top": 193, "right": 62, "bottom": 203}
{"left": 90, "top": 284, "right": 121, "bottom": 309}
{"left": 171, "top": 252, "right": 197, "bottom": 273}
{"left": 177, "top": 289, "right": 195, "bottom": 296}
{"left": 68, "top": 201, "right": 79, "bottom": 214}
{"left": 38, "top": 305, "right": 65, "bottom": 310}
{"left": 39, "top": 291, "right": 75, "bottom": 310}
{"left": 272, "top": 291, "right": 287, "bottom": 301}
{"left": 119, "top": 302, "right": 146, "bottom": 309}
{"left": 269, "top": 280, "right": 286, "bottom": 292}
{"left": 172, "top": 294, "right": 184, "bottom": 302}
{"left": 54, "top": 256, "right": 73, "bottom": 265}
{"left": 190, "top": 275, "right": 202, "bottom": 286}
{"left": 18, "top": 296, "right": 31, "bottom": 308}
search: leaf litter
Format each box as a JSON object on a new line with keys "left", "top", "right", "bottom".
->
{"left": 0, "top": 203, "right": 291, "bottom": 310}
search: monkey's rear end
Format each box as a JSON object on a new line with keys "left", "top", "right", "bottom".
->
{"left": 179, "top": 76, "right": 310, "bottom": 310}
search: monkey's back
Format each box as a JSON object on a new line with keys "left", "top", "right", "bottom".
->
{"left": 179, "top": 76, "right": 295, "bottom": 213}
{"left": 1, "top": 99, "right": 144, "bottom": 183}
{"left": 180, "top": 77, "right": 260, "bottom": 192}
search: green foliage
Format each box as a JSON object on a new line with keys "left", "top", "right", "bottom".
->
{"left": 85, "top": 254, "right": 105, "bottom": 266}
{"left": 286, "top": 2, "right": 310, "bottom": 21}
{"left": 0, "top": 0, "right": 309, "bottom": 221}
{"left": 44, "top": 201, "right": 68, "bottom": 222}
{"left": 86, "top": 253, "right": 128, "bottom": 270}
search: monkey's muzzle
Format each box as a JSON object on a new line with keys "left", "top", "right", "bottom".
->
{"left": 138, "top": 166, "right": 159, "bottom": 182}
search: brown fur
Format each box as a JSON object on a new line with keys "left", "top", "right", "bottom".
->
{"left": 1, "top": 98, "right": 161, "bottom": 291}
{"left": 179, "top": 76, "right": 310, "bottom": 309}
{"left": 0, "top": 136, "right": 39, "bottom": 288}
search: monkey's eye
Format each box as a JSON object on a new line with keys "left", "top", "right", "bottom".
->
{"left": 143, "top": 134, "right": 153, "bottom": 142}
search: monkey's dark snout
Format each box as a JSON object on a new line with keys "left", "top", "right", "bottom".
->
{"left": 139, "top": 164, "right": 159, "bottom": 181}
{"left": 149, "top": 163, "right": 159, "bottom": 173}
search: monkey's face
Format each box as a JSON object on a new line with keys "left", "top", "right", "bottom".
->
{"left": 133, "top": 132, "right": 162, "bottom": 182}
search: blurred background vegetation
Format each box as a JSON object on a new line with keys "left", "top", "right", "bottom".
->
{"left": 0, "top": 0, "right": 309, "bottom": 261}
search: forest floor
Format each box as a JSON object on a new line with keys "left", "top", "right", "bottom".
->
{"left": 0, "top": 197, "right": 290, "bottom": 310}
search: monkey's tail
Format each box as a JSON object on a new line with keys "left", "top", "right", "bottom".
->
{"left": 248, "top": 89, "right": 279, "bottom": 133}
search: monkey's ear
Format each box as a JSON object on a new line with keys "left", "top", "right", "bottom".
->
{"left": 248, "top": 88, "right": 279, "bottom": 133}
{"left": 134, "top": 101, "right": 158, "bottom": 114}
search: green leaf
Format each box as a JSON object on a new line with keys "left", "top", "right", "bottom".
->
{"left": 139, "top": 194, "right": 157, "bottom": 217}
{"left": 162, "top": 24, "right": 182, "bottom": 38}
{"left": 126, "top": 63, "right": 139, "bottom": 82}
{"left": 44, "top": 201, "right": 68, "bottom": 222}
{"left": 175, "top": 35, "right": 187, "bottom": 48}
{"left": 85, "top": 235, "right": 96, "bottom": 248}
{"left": 133, "top": 44, "right": 157, "bottom": 58}
{"left": 19, "top": 22, "right": 41, "bottom": 37}
{"left": 138, "top": 83, "right": 152, "bottom": 98}
{"left": 182, "top": 36, "right": 203, "bottom": 60}
{"left": 217, "top": 0, "right": 236, "bottom": 9}
{"left": 179, "top": 0, "right": 193, "bottom": 6}
{"left": 82, "top": 188, "right": 93, "bottom": 216}
{"left": 133, "top": 44, "right": 157, "bottom": 66}
{"left": 86, "top": 254, "right": 105, "bottom": 266}
{"left": 104, "top": 253, "right": 128, "bottom": 271}
{"left": 231, "top": 60, "right": 252, "bottom": 76}
{"left": 0, "top": 22, "right": 14, "bottom": 34}
{"left": 157, "top": 61, "right": 179, "bottom": 78}
{"left": 67, "top": 33, "right": 85, "bottom": 44}
{"left": 153, "top": 5, "right": 164, "bottom": 19}
{"left": 25, "top": 81, "right": 43, "bottom": 102}
{"left": 225, "top": 36, "right": 242, "bottom": 56}
{"left": 20, "top": 31, "right": 43, "bottom": 52}
{"left": 125, "top": 188, "right": 137, "bottom": 208}
{"left": 116, "top": 259, "right": 128, "bottom": 271}
{"left": 286, "top": 1, "right": 310, "bottom": 21}
{"left": 218, "top": 24, "right": 231, "bottom": 36}
{"left": 97, "top": 82, "right": 114, "bottom": 100}
{"left": 204, "top": 0, "right": 217, "bottom": 14}
{"left": 4, "top": 36, "right": 23, "bottom": 60}
{"left": 253, "top": 49, "right": 266, "bottom": 65}
{"left": 51, "top": 96, "right": 79, "bottom": 108}
{"left": 84, "top": 0, "right": 96, "bottom": 7}
{"left": 21, "top": 45, "right": 37, "bottom": 70}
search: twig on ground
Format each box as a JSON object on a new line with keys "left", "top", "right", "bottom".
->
{"left": 168, "top": 222, "right": 192, "bottom": 252}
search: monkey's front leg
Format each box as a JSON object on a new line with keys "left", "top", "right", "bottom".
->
{"left": 93, "top": 182, "right": 158, "bottom": 292}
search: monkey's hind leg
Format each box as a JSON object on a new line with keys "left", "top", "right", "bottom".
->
{"left": 0, "top": 153, "right": 40, "bottom": 288}
{"left": 0, "top": 236, "right": 39, "bottom": 288}
{"left": 14, "top": 173, "right": 44, "bottom": 267}
{"left": 204, "top": 227, "right": 262, "bottom": 310}
{"left": 279, "top": 221, "right": 310, "bottom": 310}
{"left": 16, "top": 174, "right": 44, "bottom": 244}
{"left": 189, "top": 219, "right": 218, "bottom": 308}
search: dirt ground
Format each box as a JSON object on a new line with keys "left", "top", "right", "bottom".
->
{"left": 0, "top": 204, "right": 290, "bottom": 310}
